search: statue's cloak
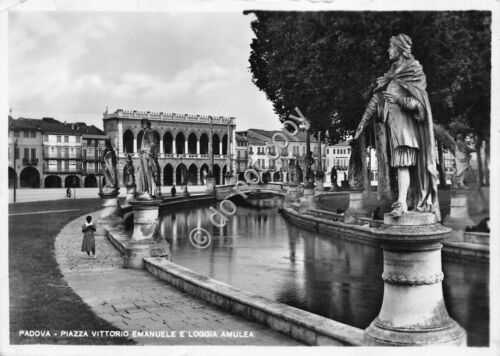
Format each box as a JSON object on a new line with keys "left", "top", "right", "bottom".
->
{"left": 375, "top": 59, "right": 439, "bottom": 217}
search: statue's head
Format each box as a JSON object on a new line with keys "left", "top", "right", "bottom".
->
{"left": 126, "top": 154, "right": 132, "bottom": 163}
{"left": 389, "top": 34, "right": 413, "bottom": 61}
{"left": 105, "top": 139, "right": 112, "bottom": 148}
{"left": 141, "top": 118, "right": 151, "bottom": 128}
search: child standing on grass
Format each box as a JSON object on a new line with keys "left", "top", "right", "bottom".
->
{"left": 81, "top": 215, "right": 97, "bottom": 259}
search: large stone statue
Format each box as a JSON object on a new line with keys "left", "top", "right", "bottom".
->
{"left": 101, "top": 139, "right": 118, "bottom": 194}
{"left": 347, "top": 139, "right": 363, "bottom": 190}
{"left": 123, "top": 154, "right": 135, "bottom": 188}
{"left": 355, "top": 33, "right": 439, "bottom": 217}
{"left": 136, "top": 118, "right": 159, "bottom": 199}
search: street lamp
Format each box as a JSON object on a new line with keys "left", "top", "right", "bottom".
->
{"left": 11, "top": 138, "right": 18, "bottom": 203}
{"left": 73, "top": 176, "right": 77, "bottom": 199}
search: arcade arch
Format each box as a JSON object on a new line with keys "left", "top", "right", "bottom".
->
{"left": 123, "top": 130, "right": 134, "bottom": 154}
{"left": 188, "top": 164, "right": 198, "bottom": 185}
{"left": 176, "top": 163, "right": 187, "bottom": 185}
{"left": 163, "top": 132, "right": 173, "bottom": 154}
{"left": 20, "top": 167, "right": 40, "bottom": 188}
{"left": 213, "top": 134, "right": 220, "bottom": 155}
{"left": 45, "top": 175, "right": 62, "bottom": 188}
{"left": 9, "top": 167, "right": 16, "bottom": 189}
{"left": 175, "top": 132, "right": 185, "bottom": 154}
{"left": 200, "top": 133, "right": 209, "bottom": 154}
{"left": 84, "top": 174, "right": 98, "bottom": 187}
{"left": 188, "top": 133, "right": 197, "bottom": 154}
{"left": 222, "top": 134, "right": 228, "bottom": 155}
{"left": 163, "top": 164, "right": 174, "bottom": 186}
{"left": 213, "top": 164, "right": 221, "bottom": 185}
{"left": 65, "top": 175, "right": 80, "bottom": 188}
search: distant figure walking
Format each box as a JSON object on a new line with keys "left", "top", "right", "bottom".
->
{"left": 81, "top": 215, "right": 96, "bottom": 259}
{"left": 171, "top": 185, "right": 177, "bottom": 197}
{"left": 66, "top": 187, "right": 71, "bottom": 198}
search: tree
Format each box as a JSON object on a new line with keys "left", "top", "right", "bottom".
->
{"left": 246, "top": 11, "right": 491, "bottom": 188}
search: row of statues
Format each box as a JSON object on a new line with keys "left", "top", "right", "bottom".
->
{"left": 104, "top": 138, "right": 356, "bottom": 192}
{"left": 102, "top": 118, "right": 187, "bottom": 200}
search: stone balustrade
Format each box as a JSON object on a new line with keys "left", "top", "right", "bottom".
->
{"left": 104, "top": 109, "right": 235, "bottom": 125}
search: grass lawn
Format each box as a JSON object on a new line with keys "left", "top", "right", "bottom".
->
{"left": 9, "top": 198, "right": 135, "bottom": 345}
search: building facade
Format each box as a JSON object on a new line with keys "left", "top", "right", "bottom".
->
{"left": 235, "top": 132, "right": 249, "bottom": 178}
{"left": 239, "top": 129, "right": 327, "bottom": 183}
{"left": 9, "top": 116, "right": 107, "bottom": 189}
{"left": 102, "top": 109, "right": 236, "bottom": 186}
{"left": 324, "top": 140, "right": 457, "bottom": 188}
{"left": 8, "top": 116, "right": 43, "bottom": 189}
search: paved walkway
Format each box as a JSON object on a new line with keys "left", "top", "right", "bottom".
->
{"left": 54, "top": 213, "right": 302, "bottom": 346}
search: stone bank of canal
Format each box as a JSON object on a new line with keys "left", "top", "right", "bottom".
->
{"left": 157, "top": 205, "right": 488, "bottom": 346}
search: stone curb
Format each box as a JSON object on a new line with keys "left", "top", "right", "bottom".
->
{"left": 281, "top": 207, "right": 489, "bottom": 260}
{"left": 143, "top": 257, "right": 368, "bottom": 346}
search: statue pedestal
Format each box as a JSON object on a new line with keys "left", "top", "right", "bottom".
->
{"left": 365, "top": 212, "right": 466, "bottom": 346}
{"left": 96, "top": 191, "right": 122, "bottom": 236}
{"left": 443, "top": 189, "right": 475, "bottom": 242}
{"left": 286, "top": 183, "right": 299, "bottom": 202}
{"left": 124, "top": 199, "right": 168, "bottom": 269}
{"left": 122, "top": 185, "right": 136, "bottom": 207}
{"left": 314, "top": 175, "right": 324, "bottom": 195}
{"left": 181, "top": 184, "right": 190, "bottom": 197}
{"left": 345, "top": 190, "right": 369, "bottom": 223}
{"left": 206, "top": 177, "right": 216, "bottom": 195}
{"left": 154, "top": 185, "right": 162, "bottom": 199}
{"left": 299, "top": 182, "right": 315, "bottom": 212}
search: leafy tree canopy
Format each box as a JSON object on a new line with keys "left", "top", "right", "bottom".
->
{"left": 245, "top": 11, "right": 491, "bottom": 144}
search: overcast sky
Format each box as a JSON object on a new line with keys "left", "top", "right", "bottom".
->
{"left": 8, "top": 11, "right": 281, "bottom": 131}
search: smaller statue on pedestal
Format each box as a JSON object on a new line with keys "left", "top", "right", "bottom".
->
{"left": 434, "top": 126, "right": 477, "bottom": 190}
{"left": 288, "top": 159, "right": 296, "bottom": 183}
{"left": 179, "top": 164, "right": 188, "bottom": 186}
{"left": 102, "top": 139, "right": 118, "bottom": 194}
{"left": 296, "top": 162, "right": 304, "bottom": 183}
{"left": 348, "top": 139, "right": 363, "bottom": 190}
{"left": 452, "top": 134, "right": 476, "bottom": 189}
{"left": 304, "top": 151, "right": 315, "bottom": 183}
{"left": 123, "top": 154, "right": 135, "bottom": 188}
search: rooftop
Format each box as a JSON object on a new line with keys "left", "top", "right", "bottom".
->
{"left": 246, "top": 128, "right": 319, "bottom": 146}
{"left": 329, "top": 140, "right": 352, "bottom": 147}
{"left": 8, "top": 116, "right": 106, "bottom": 136}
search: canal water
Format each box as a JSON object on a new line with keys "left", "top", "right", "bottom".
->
{"left": 158, "top": 203, "right": 489, "bottom": 346}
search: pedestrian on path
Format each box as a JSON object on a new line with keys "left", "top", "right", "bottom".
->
{"left": 81, "top": 215, "right": 97, "bottom": 259}
{"left": 171, "top": 185, "right": 176, "bottom": 197}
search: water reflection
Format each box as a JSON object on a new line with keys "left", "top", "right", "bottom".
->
{"left": 158, "top": 203, "right": 488, "bottom": 346}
